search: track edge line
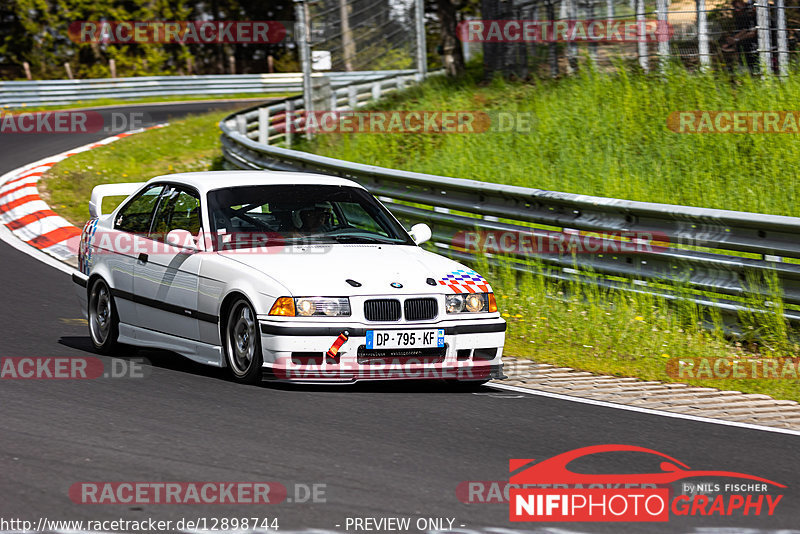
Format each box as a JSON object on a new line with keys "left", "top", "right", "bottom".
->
{"left": 489, "top": 382, "right": 800, "bottom": 436}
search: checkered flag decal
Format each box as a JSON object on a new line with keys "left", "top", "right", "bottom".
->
{"left": 438, "top": 269, "right": 492, "bottom": 294}
{"left": 79, "top": 218, "right": 99, "bottom": 275}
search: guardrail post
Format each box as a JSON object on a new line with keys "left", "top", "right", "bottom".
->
{"left": 330, "top": 92, "right": 338, "bottom": 111}
{"left": 371, "top": 82, "right": 381, "bottom": 101}
{"left": 348, "top": 85, "right": 358, "bottom": 109}
{"left": 285, "top": 100, "right": 294, "bottom": 147}
{"left": 236, "top": 114, "right": 247, "bottom": 136}
{"left": 258, "top": 107, "right": 270, "bottom": 145}
{"left": 397, "top": 77, "right": 406, "bottom": 92}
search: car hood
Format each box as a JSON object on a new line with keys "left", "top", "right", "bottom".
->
{"left": 219, "top": 244, "right": 493, "bottom": 296}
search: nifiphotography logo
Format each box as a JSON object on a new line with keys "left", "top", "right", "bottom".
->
{"left": 509, "top": 444, "right": 785, "bottom": 522}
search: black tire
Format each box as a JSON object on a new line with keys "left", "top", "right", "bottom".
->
{"left": 224, "top": 298, "right": 263, "bottom": 384}
{"left": 88, "top": 278, "right": 120, "bottom": 354}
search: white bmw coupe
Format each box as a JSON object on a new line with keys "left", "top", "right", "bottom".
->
{"left": 73, "top": 171, "right": 506, "bottom": 385}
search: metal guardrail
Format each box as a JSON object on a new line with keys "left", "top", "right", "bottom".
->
{"left": 219, "top": 72, "right": 800, "bottom": 327}
{"left": 0, "top": 70, "right": 415, "bottom": 108}
{"left": 226, "top": 71, "right": 422, "bottom": 146}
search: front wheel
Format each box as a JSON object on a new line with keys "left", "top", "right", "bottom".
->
{"left": 88, "top": 278, "right": 120, "bottom": 354}
{"left": 224, "top": 298, "right": 263, "bottom": 384}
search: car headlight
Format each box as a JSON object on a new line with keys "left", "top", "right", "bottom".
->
{"left": 291, "top": 297, "right": 351, "bottom": 317}
{"left": 446, "top": 294, "right": 465, "bottom": 314}
{"left": 446, "top": 293, "right": 497, "bottom": 314}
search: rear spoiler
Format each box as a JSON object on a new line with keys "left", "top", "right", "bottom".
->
{"left": 89, "top": 182, "right": 145, "bottom": 218}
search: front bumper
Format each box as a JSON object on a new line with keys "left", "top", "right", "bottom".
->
{"left": 258, "top": 318, "right": 506, "bottom": 383}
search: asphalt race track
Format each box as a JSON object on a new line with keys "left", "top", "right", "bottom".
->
{"left": 0, "top": 101, "right": 798, "bottom": 533}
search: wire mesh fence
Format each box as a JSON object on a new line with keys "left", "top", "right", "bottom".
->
{"left": 481, "top": 0, "right": 800, "bottom": 76}
{"left": 302, "top": 0, "right": 420, "bottom": 73}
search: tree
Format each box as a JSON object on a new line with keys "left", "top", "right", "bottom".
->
{"left": 479, "top": 0, "right": 515, "bottom": 80}
{"left": 0, "top": 0, "right": 298, "bottom": 80}
{"left": 436, "top": 0, "right": 465, "bottom": 76}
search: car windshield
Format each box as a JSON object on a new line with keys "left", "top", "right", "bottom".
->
{"left": 206, "top": 184, "right": 414, "bottom": 249}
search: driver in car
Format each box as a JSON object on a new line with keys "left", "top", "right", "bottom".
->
{"left": 291, "top": 202, "right": 334, "bottom": 234}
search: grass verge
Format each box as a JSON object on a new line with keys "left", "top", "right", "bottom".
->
{"left": 488, "top": 259, "right": 800, "bottom": 401}
{"left": 310, "top": 64, "right": 800, "bottom": 218}
{"left": 304, "top": 65, "right": 800, "bottom": 401}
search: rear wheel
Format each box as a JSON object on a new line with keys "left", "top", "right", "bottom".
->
{"left": 88, "top": 278, "right": 119, "bottom": 354}
{"left": 224, "top": 298, "right": 263, "bottom": 384}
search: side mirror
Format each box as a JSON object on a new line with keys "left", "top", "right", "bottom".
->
{"left": 409, "top": 223, "right": 432, "bottom": 245}
{"left": 166, "top": 229, "right": 199, "bottom": 252}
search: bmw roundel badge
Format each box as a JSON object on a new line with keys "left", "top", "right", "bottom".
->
{"left": 390, "top": 282, "right": 403, "bottom": 288}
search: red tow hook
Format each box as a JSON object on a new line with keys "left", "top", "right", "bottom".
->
{"left": 326, "top": 330, "right": 350, "bottom": 363}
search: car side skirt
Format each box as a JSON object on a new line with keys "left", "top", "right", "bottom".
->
{"left": 118, "top": 323, "right": 224, "bottom": 367}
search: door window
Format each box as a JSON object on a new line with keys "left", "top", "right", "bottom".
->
{"left": 114, "top": 185, "right": 165, "bottom": 234}
{"left": 150, "top": 187, "right": 202, "bottom": 242}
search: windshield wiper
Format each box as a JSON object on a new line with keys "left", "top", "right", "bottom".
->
{"left": 281, "top": 235, "right": 338, "bottom": 245}
{"left": 329, "top": 234, "right": 402, "bottom": 244}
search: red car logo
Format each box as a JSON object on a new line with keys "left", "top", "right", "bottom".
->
{"left": 510, "top": 444, "right": 785, "bottom": 487}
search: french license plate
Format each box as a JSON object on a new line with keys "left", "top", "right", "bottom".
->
{"left": 365, "top": 329, "right": 445, "bottom": 350}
